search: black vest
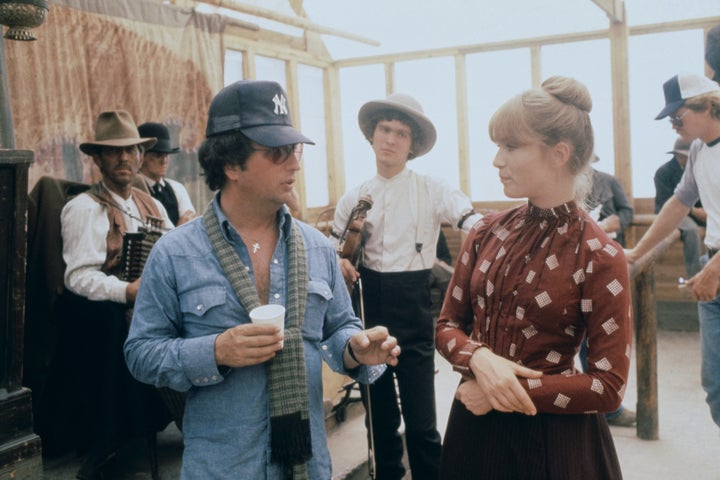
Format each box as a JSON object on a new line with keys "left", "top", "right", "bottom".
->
{"left": 150, "top": 181, "right": 180, "bottom": 225}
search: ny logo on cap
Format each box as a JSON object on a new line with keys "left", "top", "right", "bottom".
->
{"left": 272, "top": 93, "right": 288, "bottom": 115}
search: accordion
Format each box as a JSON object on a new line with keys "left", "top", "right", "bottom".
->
{"left": 119, "top": 216, "right": 164, "bottom": 282}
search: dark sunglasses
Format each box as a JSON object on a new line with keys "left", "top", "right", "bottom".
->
{"left": 669, "top": 110, "right": 690, "bottom": 127}
{"left": 249, "top": 144, "right": 303, "bottom": 164}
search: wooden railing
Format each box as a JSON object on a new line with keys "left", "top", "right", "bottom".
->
{"left": 627, "top": 226, "right": 681, "bottom": 440}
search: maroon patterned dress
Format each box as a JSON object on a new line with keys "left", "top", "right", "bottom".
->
{"left": 436, "top": 202, "right": 632, "bottom": 479}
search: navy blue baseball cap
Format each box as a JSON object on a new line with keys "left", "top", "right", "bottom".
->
{"left": 205, "top": 80, "right": 314, "bottom": 147}
{"left": 655, "top": 73, "right": 720, "bottom": 120}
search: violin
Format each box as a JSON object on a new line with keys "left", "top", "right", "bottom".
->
{"left": 337, "top": 196, "right": 373, "bottom": 268}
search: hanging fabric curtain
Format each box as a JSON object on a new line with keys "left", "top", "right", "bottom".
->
{"left": 5, "top": 0, "right": 225, "bottom": 207}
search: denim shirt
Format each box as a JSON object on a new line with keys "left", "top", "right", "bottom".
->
{"left": 125, "top": 197, "right": 385, "bottom": 479}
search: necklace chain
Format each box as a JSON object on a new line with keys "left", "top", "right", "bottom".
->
{"left": 238, "top": 233, "right": 261, "bottom": 254}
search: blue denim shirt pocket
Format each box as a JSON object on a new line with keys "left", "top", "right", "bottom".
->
{"left": 303, "top": 280, "right": 333, "bottom": 341}
{"left": 179, "top": 286, "right": 234, "bottom": 333}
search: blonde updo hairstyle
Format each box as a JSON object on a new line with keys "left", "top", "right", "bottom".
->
{"left": 488, "top": 75, "right": 595, "bottom": 203}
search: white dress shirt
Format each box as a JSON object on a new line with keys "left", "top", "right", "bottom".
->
{"left": 61, "top": 185, "right": 172, "bottom": 303}
{"left": 333, "top": 167, "right": 481, "bottom": 272}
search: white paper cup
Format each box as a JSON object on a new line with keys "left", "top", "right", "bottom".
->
{"left": 249, "top": 304, "right": 285, "bottom": 347}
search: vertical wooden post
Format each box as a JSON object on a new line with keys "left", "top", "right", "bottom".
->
{"left": 632, "top": 267, "right": 659, "bottom": 440}
{"left": 454, "top": 54, "right": 470, "bottom": 197}
{"left": 608, "top": 3, "right": 633, "bottom": 200}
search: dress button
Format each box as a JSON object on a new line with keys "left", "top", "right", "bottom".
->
{"left": 212, "top": 375, "right": 218, "bottom": 381}
{"left": 273, "top": 258, "right": 279, "bottom": 264}
{"left": 245, "top": 266, "right": 250, "bottom": 271}
{"left": 273, "top": 293, "right": 280, "bottom": 299}
{"left": 322, "top": 345, "right": 328, "bottom": 350}
{"left": 196, "top": 304, "right": 203, "bottom": 311}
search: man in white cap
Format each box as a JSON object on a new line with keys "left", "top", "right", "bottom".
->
{"left": 59, "top": 110, "right": 174, "bottom": 479}
{"left": 333, "top": 93, "right": 481, "bottom": 480}
{"left": 627, "top": 73, "right": 720, "bottom": 430}
{"left": 654, "top": 136, "right": 706, "bottom": 277}
{"left": 125, "top": 80, "right": 401, "bottom": 480}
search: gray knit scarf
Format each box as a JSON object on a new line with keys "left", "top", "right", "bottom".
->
{"left": 203, "top": 205, "right": 311, "bottom": 480}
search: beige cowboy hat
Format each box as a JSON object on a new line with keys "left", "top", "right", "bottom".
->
{"left": 79, "top": 110, "right": 157, "bottom": 155}
{"left": 358, "top": 93, "right": 437, "bottom": 158}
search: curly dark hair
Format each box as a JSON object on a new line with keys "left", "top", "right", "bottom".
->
{"left": 364, "top": 109, "right": 422, "bottom": 159}
{"left": 197, "top": 131, "right": 254, "bottom": 191}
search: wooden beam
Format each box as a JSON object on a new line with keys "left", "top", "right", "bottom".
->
{"left": 200, "top": 0, "right": 380, "bottom": 46}
{"left": 591, "top": 0, "right": 625, "bottom": 24}
{"left": 454, "top": 54, "right": 471, "bottom": 197}
{"left": 530, "top": 45, "right": 542, "bottom": 88}
{"left": 324, "top": 66, "right": 344, "bottom": 205}
{"left": 334, "top": 16, "right": 720, "bottom": 69}
{"left": 608, "top": 2, "right": 633, "bottom": 201}
{"left": 385, "top": 62, "right": 395, "bottom": 95}
{"left": 286, "top": 59, "right": 306, "bottom": 219}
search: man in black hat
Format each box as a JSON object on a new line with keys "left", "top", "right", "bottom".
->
{"left": 654, "top": 136, "right": 706, "bottom": 278}
{"left": 332, "top": 93, "right": 481, "bottom": 480}
{"left": 125, "top": 80, "right": 401, "bottom": 479}
{"left": 138, "top": 122, "right": 197, "bottom": 226}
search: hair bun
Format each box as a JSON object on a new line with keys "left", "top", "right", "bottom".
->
{"left": 541, "top": 76, "right": 592, "bottom": 113}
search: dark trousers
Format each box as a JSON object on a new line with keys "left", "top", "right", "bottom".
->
{"left": 357, "top": 267, "right": 441, "bottom": 480}
{"left": 38, "top": 291, "right": 171, "bottom": 457}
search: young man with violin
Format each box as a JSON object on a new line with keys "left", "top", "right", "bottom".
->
{"left": 125, "top": 80, "right": 401, "bottom": 479}
{"left": 332, "top": 93, "right": 482, "bottom": 480}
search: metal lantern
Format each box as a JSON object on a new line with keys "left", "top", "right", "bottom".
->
{"left": 0, "top": 0, "right": 48, "bottom": 41}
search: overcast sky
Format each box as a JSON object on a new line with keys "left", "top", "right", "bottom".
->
{"left": 228, "top": 0, "right": 719, "bottom": 60}
{"left": 208, "top": 1, "right": 719, "bottom": 202}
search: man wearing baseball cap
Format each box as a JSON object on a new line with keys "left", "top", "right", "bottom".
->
{"left": 628, "top": 73, "right": 720, "bottom": 430}
{"left": 332, "top": 93, "right": 481, "bottom": 480}
{"left": 59, "top": 110, "right": 174, "bottom": 478}
{"left": 138, "top": 122, "right": 197, "bottom": 226}
{"left": 125, "top": 80, "right": 401, "bottom": 479}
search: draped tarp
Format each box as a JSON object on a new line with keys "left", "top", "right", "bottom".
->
{"left": 5, "top": 0, "right": 226, "bottom": 208}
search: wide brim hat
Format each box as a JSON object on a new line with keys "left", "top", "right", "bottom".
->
{"left": 655, "top": 74, "right": 720, "bottom": 120}
{"left": 358, "top": 93, "right": 437, "bottom": 158}
{"left": 80, "top": 110, "right": 157, "bottom": 155}
{"left": 205, "top": 80, "right": 314, "bottom": 146}
{"left": 138, "top": 122, "right": 180, "bottom": 154}
{"left": 666, "top": 137, "right": 692, "bottom": 156}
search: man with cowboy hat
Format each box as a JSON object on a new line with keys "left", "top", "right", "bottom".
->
{"left": 59, "top": 109, "right": 174, "bottom": 479}
{"left": 332, "top": 93, "right": 482, "bottom": 480}
{"left": 138, "top": 121, "right": 197, "bottom": 226}
{"left": 124, "top": 80, "right": 401, "bottom": 479}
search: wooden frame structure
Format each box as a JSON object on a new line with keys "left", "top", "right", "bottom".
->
{"left": 179, "top": 0, "right": 719, "bottom": 223}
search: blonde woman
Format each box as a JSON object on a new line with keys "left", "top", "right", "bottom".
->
{"left": 436, "top": 76, "right": 631, "bottom": 479}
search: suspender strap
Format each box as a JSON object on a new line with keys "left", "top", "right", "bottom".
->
{"left": 414, "top": 171, "right": 429, "bottom": 254}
